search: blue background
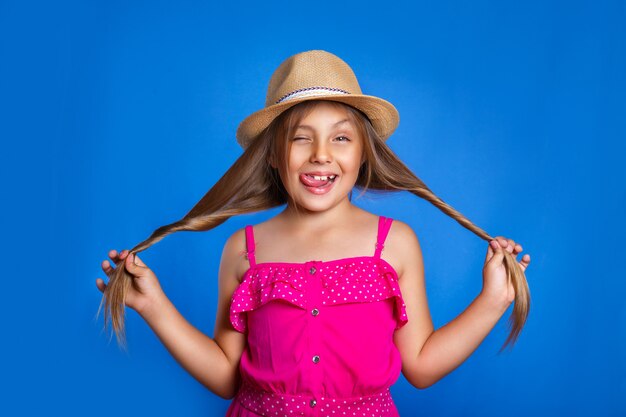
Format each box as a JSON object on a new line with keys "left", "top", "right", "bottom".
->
{"left": 1, "top": 0, "right": 624, "bottom": 416}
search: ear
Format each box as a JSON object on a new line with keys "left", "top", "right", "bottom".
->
{"left": 267, "top": 155, "right": 277, "bottom": 169}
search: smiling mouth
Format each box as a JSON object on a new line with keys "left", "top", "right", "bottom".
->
{"left": 299, "top": 173, "right": 338, "bottom": 193}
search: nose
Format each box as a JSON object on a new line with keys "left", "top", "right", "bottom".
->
{"left": 310, "top": 140, "right": 332, "bottom": 164}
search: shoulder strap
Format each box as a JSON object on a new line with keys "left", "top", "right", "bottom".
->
{"left": 244, "top": 225, "right": 256, "bottom": 267}
{"left": 374, "top": 216, "right": 394, "bottom": 258}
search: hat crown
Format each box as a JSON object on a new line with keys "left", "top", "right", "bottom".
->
{"left": 265, "top": 50, "right": 363, "bottom": 107}
{"left": 236, "top": 49, "right": 399, "bottom": 149}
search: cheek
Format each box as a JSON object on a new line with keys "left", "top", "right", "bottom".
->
{"left": 341, "top": 150, "right": 364, "bottom": 174}
{"left": 287, "top": 148, "right": 308, "bottom": 172}
{"left": 283, "top": 161, "right": 302, "bottom": 187}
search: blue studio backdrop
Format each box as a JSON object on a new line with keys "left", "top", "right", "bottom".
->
{"left": 1, "top": 1, "right": 624, "bottom": 416}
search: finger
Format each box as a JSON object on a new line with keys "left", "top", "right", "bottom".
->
{"left": 496, "top": 237, "right": 511, "bottom": 254}
{"left": 131, "top": 253, "right": 147, "bottom": 267}
{"left": 95, "top": 278, "right": 107, "bottom": 293}
{"left": 486, "top": 239, "right": 501, "bottom": 264}
{"left": 485, "top": 239, "right": 497, "bottom": 263}
{"left": 108, "top": 249, "right": 125, "bottom": 266}
{"left": 500, "top": 237, "right": 523, "bottom": 255}
{"left": 519, "top": 253, "right": 531, "bottom": 272}
{"left": 115, "top": 249, "right": 136, "bottom": 268}
{"left": 505, "top": 238, "right": 515, "bottom": 254}
{"left": 488, "top": 239, "right": 505, "bottom": 267}
{"left": 124, "top": 253, "right": 146, "bottom": 275}
{"left": 496, "top": 237, "right": 515, "bottom": 255}
{"left": 101, "top": 259, "right": 113, "bottom": 274}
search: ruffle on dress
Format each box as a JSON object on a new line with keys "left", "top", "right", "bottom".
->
{"left": 230, "top": 256, "right": 408, "bottom": 333}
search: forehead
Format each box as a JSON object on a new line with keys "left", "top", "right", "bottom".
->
{"left": 295, "top": 102, "right": 355, "bottom": 131}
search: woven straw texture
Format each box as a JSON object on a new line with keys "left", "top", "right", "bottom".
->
{"left": 236, "top": 50, "right": 399, "bottom": 148}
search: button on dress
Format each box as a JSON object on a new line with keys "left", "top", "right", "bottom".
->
{"left": 225, "top": 216, "right": 409, "bottom": 417}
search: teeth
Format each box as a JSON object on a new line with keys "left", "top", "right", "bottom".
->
{"left": 310, "top": 175, "right": 336, "bottom": 181}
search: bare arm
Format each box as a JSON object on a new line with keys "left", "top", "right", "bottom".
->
{"left": 140, "top": 294, "right": 241, "bottom": 399}
{"left": 408, "top": 292, "right": 510, "bottom": 388}
{"left": 387, "top": 222, "right": 513, "bottom": 389}
{"left": 136, "top": 229, "right": 248, "bottom": 399}
{"left": 410, "top": 236, "right": 527, "bottom": 388}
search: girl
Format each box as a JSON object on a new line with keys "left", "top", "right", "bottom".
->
{"left": 96, "top": 50, "right": 531, "bottom": 416}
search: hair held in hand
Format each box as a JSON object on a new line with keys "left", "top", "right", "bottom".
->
{"left": 97, "top": 100, "right": 530, "bottom": 353}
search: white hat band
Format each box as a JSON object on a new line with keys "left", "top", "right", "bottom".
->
{"left": 275, "top": 86, "right": 350, "bottom": 104}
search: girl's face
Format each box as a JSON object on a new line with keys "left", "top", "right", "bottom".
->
{"left": 279, "top": 101, "right": 364, "bottom": 213}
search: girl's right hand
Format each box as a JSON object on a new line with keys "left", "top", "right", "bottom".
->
{"left": 96, "top": 249, "right": 166, "bottom": 316}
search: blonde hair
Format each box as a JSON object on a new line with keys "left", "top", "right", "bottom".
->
{"left": 98, "top": 100, "right": 530, "bottom": 354}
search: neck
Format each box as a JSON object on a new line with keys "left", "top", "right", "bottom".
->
{"left": 280, "top": 199, "right": 358, "bottom": 233}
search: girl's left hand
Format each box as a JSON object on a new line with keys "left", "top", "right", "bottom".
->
{"left": 481, "top": 237, "right": 531, "bottom": 307}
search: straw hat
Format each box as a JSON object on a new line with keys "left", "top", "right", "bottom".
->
{"left": 236, "top": 50, "right": 400, "bottom": 149}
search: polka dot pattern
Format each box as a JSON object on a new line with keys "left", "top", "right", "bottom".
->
{"left": 225, "top": 217, "right": 405, "bottom": 417}
{"left": 229, "top": 256, "right": 408, "bottom": 333}
{"left": 319, "top": 258, "right": 408, "bottom": 330}
{"left": 237, "top": 380, "right": 395, "bottom": 417}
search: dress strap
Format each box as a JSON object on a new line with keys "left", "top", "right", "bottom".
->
{"left": 374, "top": 216, "right": 394, "bottom": 259}
{"left": 244, "top": 225, "right": 256, "bottom": 267}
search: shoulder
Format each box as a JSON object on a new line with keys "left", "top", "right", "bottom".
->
{"left": 388, "top": 219, "right": 420, "bottom": 246}
{"left": 384, "top": 219, "right": 424, "bottom": 278}
{"left": 220, "top": 227, "right": 250, "bottom": 282}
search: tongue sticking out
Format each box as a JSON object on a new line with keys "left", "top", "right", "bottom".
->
{"left": 300, "top": 174, "right": 332, "bottom": 188}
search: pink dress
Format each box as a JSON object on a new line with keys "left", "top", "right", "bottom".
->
{"left": 225, "top": 216, "right": 409, "bottom": 417}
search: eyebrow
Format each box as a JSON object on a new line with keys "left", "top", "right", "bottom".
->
{"left": 296, "top": 119, "right": 352, "bottom": 131}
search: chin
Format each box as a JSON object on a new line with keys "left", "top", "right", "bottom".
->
{"left": 290, "top": 193, "right": 352, "bottom": 214}
{"left": 291, "top": 199, "right": 335, "bottom": 213}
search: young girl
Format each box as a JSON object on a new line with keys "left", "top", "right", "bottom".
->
{"left": 96, "top": 50, "right": 531, "bottom": 416}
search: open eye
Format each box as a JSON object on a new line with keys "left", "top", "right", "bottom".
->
{"left": 334, "top": 136, "right": 351, "bottom": 142}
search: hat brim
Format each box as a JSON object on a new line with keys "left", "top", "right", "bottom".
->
{"left": 235, "top": 94, "right": 399, "bottom": 148}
